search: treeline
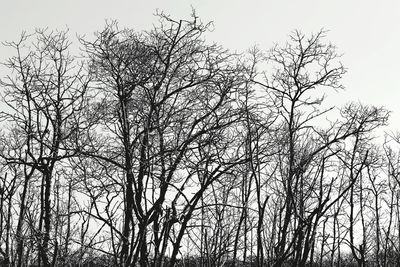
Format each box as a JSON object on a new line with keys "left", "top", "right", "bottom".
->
{"left": 0, "top": 12, "right": 399, "bottom": 267}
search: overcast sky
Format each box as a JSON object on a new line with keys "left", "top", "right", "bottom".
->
{"left": 1, "top": 0, "right": 399, "bottom": 127}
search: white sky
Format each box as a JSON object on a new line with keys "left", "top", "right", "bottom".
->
{"left": 1, "top": 0, "right": 399, "bottom": 128}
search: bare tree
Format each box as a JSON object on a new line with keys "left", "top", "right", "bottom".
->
{"left": 78, "top": 13, "right": 249, "bottom": 266}
{"left": 253, "top": 30, "right": 389, "bottom": 266}
{"left": 0, "top": 12, "right": 397, "bottom": 267}
{"left": 0, "top": 29, "right": 89, "bottom": 266}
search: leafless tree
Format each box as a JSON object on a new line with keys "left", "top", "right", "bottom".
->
{"left": 0, "top": 29, "right": 89, "bottom": 266}
{"left": 0, "top": 12, "right": 397, "bottom": 267}
{"left": 78, "top": 13, "right": 250, "bottom": 266}
{"left": 253, "top": 30, "right": 389, "bottom": 266}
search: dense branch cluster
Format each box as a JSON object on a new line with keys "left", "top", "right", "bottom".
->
{"left": 0, "top": 13, "right": 398, "bottom": 267}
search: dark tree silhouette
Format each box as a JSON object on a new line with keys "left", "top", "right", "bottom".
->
{"left": 0, "top": 12, "right": 397, "bottom": 267}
